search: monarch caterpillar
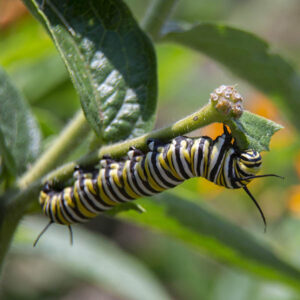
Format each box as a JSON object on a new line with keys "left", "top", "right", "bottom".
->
{"left": 35, "top": 126, "right": 280, "bottom": 245}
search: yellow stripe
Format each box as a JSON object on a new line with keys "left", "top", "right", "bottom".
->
{"left": 97, "top": 169, "right": 117, "bottom": 206}
{"left": 158, "top": 154, "right": 171, "bottom": 172}
{"left": 50, "top": 196, "right": 57, "bottom": 217}
{"left": 73, "top": 183, "right": 97, "bottom": 218}
{"left": 122, "top": 161, "right": 140, "bottom": 198}
{"left": 190, "top": 141, "right": 197, "bottom": 175}
{"left": 85, "top": 179, "right": 97, "bottom": 194}
{"left": 144, "top": 155, "right": 165, "bottom": 192}
{"left": 137, "top": 162, "right": 146, "bottom": 181}
{"left": 111, "top": 168, "right": 122, "bottom": 188}
{"left": 217, "top": 162, "right": 225, "bottom": 187}
{"left": 238, "top": 162, "right": 259, "bottom": 175}
{"left": 203, "top": 140, "right": 210, "bottom": 178}
{"left": 56, "top": 195, "right": 69, "bottom": 225}
{"left": 39, "top": 191, "right": 48, "bottom": 205}
{"left": 64, "top": 187, "right": 75, "bottom": 208}
{"left": 166, "top": 145, "right": 182, "bottom": 180}
{"left": 182, "top": 141, "right": 191, "bottom": 163}
{"left": 43, "top": 194, "right": 51, "bottom": 214}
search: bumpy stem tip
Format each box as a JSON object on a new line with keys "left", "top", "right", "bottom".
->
{"left": 210, "top": 85, "right": 244, "bottom": 119}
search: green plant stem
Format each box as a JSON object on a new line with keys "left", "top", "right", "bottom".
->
{"left": 142, "top": 0, "right": 178, "bottom": 41}
{"left": 45, "top": 102, "right": 223, "bottom": 185}
{"left": 18, "top": 110, "right": 90, "bottom": 189}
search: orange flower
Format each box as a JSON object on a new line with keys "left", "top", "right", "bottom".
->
{"left": 0, "top": 0, "right": 28, "bottom": 30}
{"left": 287, "top": 185, "right": 300, "bottom": 216}
{"left": 200, "top": 122, "right": 225, "bottom": 140}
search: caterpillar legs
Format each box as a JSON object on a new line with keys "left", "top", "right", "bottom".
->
{"left": 33, "top": 221, "right": 73, "bottom": 247}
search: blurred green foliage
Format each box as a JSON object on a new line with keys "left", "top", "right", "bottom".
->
{"left": 1, "top": 0, "right": 300, "bottom": 300}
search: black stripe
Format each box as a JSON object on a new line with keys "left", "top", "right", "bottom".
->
{"left": 54, "top": 193, "right": 67, "bottom": 225}
{"left": 174, "top": 139, "right": 189, "bottom": 179}
{"left": 104, "top": 167, "right": 126, "bottom": 203}
{"left": 113, "top": 163, "right": 135, "bottom": 201}
{"left": 203, "top": 138, "right": 213, "bottom": 180}
{"left": 70, "top": 188, "right": 89, "bottom": 220}
{"left": 196, "top": 138, "right": 205, "bottom": 177}
{"left": 243, "top": 162, "right": 262, "bottom": 168}
{"left": 229, "top": 157, "right": 240, "bottom": 189}
{"left": 209, "top": 139, "right": 229, "bottom": 182}
{"left": 150, "top": 152, "right": 175, "bottom": 188}
{"left": 79, "top": 177, "right": 103, "bottom": 212}
{"left": 184, "top": 138, "right": 194, "bottom": 176}
{"left": 236, "top": 163, "right": 255, "bottom": 177}
{"left": 240, "top": 155, "right": 261, "bottom": 162}
{"left": 162, "top": 144, "right": 172, "bottom": 169}
{"left": 61, "top": 190, "right": 78, "bottom": 223}
{"left": 140, "top": 156, "right": 160, "bottom": 193}
{"left": 155, "top": 151, "right": 182, "bottom": 184}
{"left": 91, "top": 170, "right": 113, "bottom": 208}
{"left": 47, "top": 195, "right": 56, "bottom": 223}
{"left": 128, "top": 160, "right": 152, "bottom": 197}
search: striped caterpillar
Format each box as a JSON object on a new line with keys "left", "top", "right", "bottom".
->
{"left": 35, "top": 126, "right": 280, "bottom": 245}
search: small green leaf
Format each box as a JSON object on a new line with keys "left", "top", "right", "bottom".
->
{"left": 0, "top": 67, "right": 41, "bottom": 176}
{"left": 23, "top": 0, "right": 158, "bottom": 143}
{"left": 108, "top": 202, "right": 146, "bottom": 216}
{"left": 162, "top": 22, "right": 300, "bottom": 129}
{"left": 230, "top": 111, "right": 283, "bottom": 152}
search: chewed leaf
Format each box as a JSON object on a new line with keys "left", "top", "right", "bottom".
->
{"left": 231, "top": 111, "right": 283, "bottom": 152}
{"left": 24, "top": 0, "right": 157, "bottom": 143}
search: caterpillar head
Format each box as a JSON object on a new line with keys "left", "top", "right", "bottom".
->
{"left": 237, "top": 150, "right": 262, "bottom": 178}
{"left": 234, "top": 149, "right": 282, "bottom": 232}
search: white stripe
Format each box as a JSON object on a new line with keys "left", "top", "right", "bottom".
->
{"left": 46, "top": 197, "right": 54, "bottom": 220}
{"left": 192, "top": 139, "right": 200, "bottom": 176}
{"left": 223, "top": 148, "right": 235, "bottom": 188}
{"left": 179, "top": 141, "right": 194, "bottom": 178}
{"left": 83, "top": 183, "right": 109, "bottom": 211}
{"left": 207, "top": 137, "right": 226, "bottom": 181}
{"left": 109, "top": 169, "right": 131, "bottom": 202}
{"left": 76, "top": 181, "right": 99, "bottom": 213}
{"left": 60, "top": 188, "right": 87, "bottom": 223}
{"left": 63, "top": 201, "right": 87, "bottom": 223}
{"left": 100, "top": 169, "right": 122, "bottom": 203}
{"left": 147, "top": 152, "right": 169, "bottom": 189}
{"left": 200, "top": 139, "right": 209, "bottom": 177}
{"left": 134, "top": 168, "right": 156, "bottom": 196}
{"left": 126, "top": 161, "right": 144, "bottom": 196}
{"left": 59, "top": 196, "right": 74, "bottom": 224}
{"left": 156, "top": 153, "right": 180, "bottom": 185}
{"left": 170, "top": 144, "right": 184, "bottom": 179}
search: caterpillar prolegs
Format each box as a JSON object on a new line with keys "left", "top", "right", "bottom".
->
{"left": 35, "top": 126, "right": 281, "bottom": 245}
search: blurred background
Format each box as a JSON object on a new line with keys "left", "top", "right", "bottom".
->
{"left": 1, "top": 0, "right": 300, "bottom": 299}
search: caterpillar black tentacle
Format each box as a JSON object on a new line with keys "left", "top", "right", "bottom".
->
{"left": 37, "top": 127, "right": 280, "bottom": 244}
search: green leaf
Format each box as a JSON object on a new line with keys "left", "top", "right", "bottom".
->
{"left": 15, "top": 219, "right": 172, "bottom": 300}
{"left": 119, "top": 192, "right": 300, "bottom": 291}
{"left": 23, "top": 0, "right": 158, "bottom": 143}
{"left": 162, "top": 22, "right": 300, "bottom": 129}
{"left": 230, "top": 111, "right": 283, "bottom": 152}
{"left": 0, "top": 67, "right": 41, "bottom": 176}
